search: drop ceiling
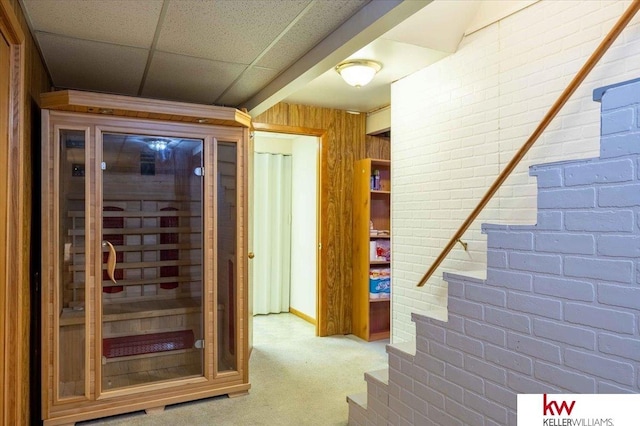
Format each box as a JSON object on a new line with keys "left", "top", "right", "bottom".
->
{"left": 20, "top": 0, "right": 481, "bottom": 116}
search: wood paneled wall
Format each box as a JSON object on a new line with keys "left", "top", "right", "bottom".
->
{"left": 365, "top": 134, "right": 391, "bottom": 160}
{"left": 2, "top": 0, "right": 51, "bottom": 424}
{"left": 254, "top": 103, "right": 366, "bottom": 336}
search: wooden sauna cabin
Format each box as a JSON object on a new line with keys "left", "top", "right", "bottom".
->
{"left": 40, "top": 90, "right": 250, "bottom": 425}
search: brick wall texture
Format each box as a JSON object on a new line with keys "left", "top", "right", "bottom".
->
{"left": 391, "top": 0, "right": 640, "bottom": 342}
{"left": 365, "top": 78, "right": 640, "bottom": 425}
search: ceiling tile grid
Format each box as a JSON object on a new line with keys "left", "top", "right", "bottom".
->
{"left": 142, "top": 51, "right": 248, "bottom": 104}
{"left": 156, "top": 0, "right": 313, "bottom": 65}
{"left": 18, "top": 0, "right": 479, "bottom": 114}
{"left": 256, "top": 0, "right": 369, "bottom": 70}
{"left": 22, "top": 0, "right": 163, "bottom": 48}
{"left": 215, "top": 66, "right": 279, "bottom": 106}
{"left": 36, "top": 32, "right": 149, "bottom": 96}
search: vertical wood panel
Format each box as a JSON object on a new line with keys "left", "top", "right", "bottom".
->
{"left": 0, "top": 29, "right": 9, "bottom": 426}
{"left": 2, "top": 0, "right": 51, "bottom": 424}
{"left": 365, "top": 134, "right": 390, "bottom": 160}
{"left": 254, "top": 103, "right": 366, "bottom": 336}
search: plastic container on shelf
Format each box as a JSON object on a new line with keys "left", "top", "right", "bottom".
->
{"left": 373, "top": 169, "right": 380, "bottom": 190}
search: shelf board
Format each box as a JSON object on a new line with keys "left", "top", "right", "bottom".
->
{"left": 370, "top": 260, "right": 390, "bottom": 265}
{"left": 69, "top": 210, "right": 201, "bottom": 218}
{"left": 369, "top": 298, "right": 390, "bottom": 303}
{"left": 368, "top": 330, "right": 390, "bottom": 341}
{"left": 70, "top": 259, "right": 201, "bottom": 272}
{"left": 103, "top": 348, "right": 197, "bottom": 364}
{"left": 69, "top": 227, "right": 201, "bottom": 236}
{"left": 370, "top": 159, "right": 391, "bottom": 167}
{"left": 369, "top": 235, "right": 390, "bottom": 239}
{"left": 60, "top": 297, "right": 202, "bottom": 326}
{"left": 69, "top": 275, "right": 202, "bottom": 289}
{"left": 370, "top": 190, "right": 390, "bottom": 195}
{"left": 72, "top": 243, "right": 201, "bottom": 254}
{"left": 66, "top": 195, "right": 202, "bottom": 202}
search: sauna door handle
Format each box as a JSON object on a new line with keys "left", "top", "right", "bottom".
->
{"left": 102, "top": 241, "right": 117, "bottom": 283}
{"left": 248, "top": 252, "right": 255, "bottom": 259}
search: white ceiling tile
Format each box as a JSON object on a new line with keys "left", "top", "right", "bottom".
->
{"left": 23, "top": 0, "right": 163, "bottom": 48}
{"left": 256, "top": 0, "right": 368, "bottom": 70}
{"left": 156, "top": 0, "right": 312, "bottom": 64}
{"left": 36, "top": 33, "right": 148, "bottom": 95}
{"left": 20, "top": 0, "right": 475, "bottom": 114}
{"left": 142, "top": 51, "right": 246, "bottom": 104}
{"left": 216, "top": 67, "right": 279, "bottom": 107}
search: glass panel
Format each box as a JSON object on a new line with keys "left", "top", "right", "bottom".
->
{"left": 217, "top": 141, "right": 237, "bottom": 372}
{"left": 58, "top": 129, "right": 87, "bottom": 398}
{"left": 101, "top": 133, "right": 204, "bottom": 391}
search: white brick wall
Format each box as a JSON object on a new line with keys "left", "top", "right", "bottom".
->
{"left": 391, "top": 0, "right": 640, "bottom": 342}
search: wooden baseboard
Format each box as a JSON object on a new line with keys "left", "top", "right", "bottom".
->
{"left": 288, "top": 307, "right": 316, "bottom": 325}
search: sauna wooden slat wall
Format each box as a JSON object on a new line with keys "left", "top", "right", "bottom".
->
{"left": 254, "top": 103, "right": 366, "bottom": 336}
{"left": 1, "top": 0, "right": 51, "bottom": 425}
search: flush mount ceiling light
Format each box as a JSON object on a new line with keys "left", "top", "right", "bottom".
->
{"left": 335, "top": 59, "right": 382, "bottom": 88}
{"left": 147, "top": 139, "right": 169, "bottom": 151}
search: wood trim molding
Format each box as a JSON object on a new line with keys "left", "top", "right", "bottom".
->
{"left": 0, "top": 0, "right": 26, "bottom": 424}
{"left": 252, "top": 122, "right": 324, "bottom": 136}
{"left": 0, "top": 0, "right": 24, "bottom": 43}
{"left": 253, "top": 104, "right": 367, "bottom": 337}
{"left": 41, "top": 90, "right": 252, "bottom": 128}
{"left": 288, "top": 307, "right": 316, "bottom": 326}
{"left": 251, "top": 121, "right": 326, "bottom": 336}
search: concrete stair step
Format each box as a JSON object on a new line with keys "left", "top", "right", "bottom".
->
{"left": 364, "top": 368, "right": 389, "bottom": 386}
{"left": 346, "top": 391, "right": 367, "bottom": 408}
{"left": 346, "top": 392, "right": 368, "bottom": 426}
{"left": 386, "top": 340, "right": 416, "bottom": 360}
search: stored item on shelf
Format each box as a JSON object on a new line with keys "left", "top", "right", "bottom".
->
{"left": 370, "top": 241, "right": 377, "bottom": 261}
{"left": 369, "top": 267, "right": 391, "bottom": 299}
{"left": 375, "top": 239, "right": 390, "bottom": 261}
{"left": 372, "top": 169, "right": 381, "bottom": 190}
{"left": 370, "top": 229, "right": 390, "bottom": 237}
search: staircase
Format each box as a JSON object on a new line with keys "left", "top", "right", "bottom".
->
{"left": 348, "top": 78, "right": 640, "bottom": 425}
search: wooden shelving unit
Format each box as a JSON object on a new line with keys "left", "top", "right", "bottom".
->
{"left": 352, "top": 158, "right": 391, "bottom": 341}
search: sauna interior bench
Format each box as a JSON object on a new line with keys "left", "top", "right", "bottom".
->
{"left": 59, "top": 297, "right": 202, "bottom": 326}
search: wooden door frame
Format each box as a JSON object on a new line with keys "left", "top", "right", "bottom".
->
{"left": 0, "top": 0, "right": 26, "bottom": 424}
{"left": 251, "top": 122, "right": 324, "bottom": 336}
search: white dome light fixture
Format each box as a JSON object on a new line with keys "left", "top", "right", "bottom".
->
{"left": 335, "top": 59, "right": 382, "bottom": 88}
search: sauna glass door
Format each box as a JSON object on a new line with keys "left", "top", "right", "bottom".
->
{"left": 100, "top": 132, "right": 204, "bottom": 391}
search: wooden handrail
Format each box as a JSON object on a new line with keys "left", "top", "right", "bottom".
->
{"left": 417, "top": 0, "right": 640, "bottom": 287}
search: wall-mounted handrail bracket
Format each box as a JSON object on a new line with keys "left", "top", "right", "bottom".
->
{"left": 456, "top": 239, "right": 468, "bottom": 251}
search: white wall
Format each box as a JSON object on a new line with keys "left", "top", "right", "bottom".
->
{"left": 254, "top": 136, "right": 293, "bottom": 155}
{"left": 253, "top": 131, "right": 318, "bottom": 320}
{"left": 391, "top": 0, "right": 640, "bottom": 342}
{"left": 290, "top": 136, "right": 319, "bottom": 319}
{"left": 465, "top": 0, "right": 539, "bottom": 35}
{"left": 366, "top": 106, "right": 390, "bottom": 135}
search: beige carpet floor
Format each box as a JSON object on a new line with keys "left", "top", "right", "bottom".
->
{"left": 79, "top": 313, "right": 389, "bottom": 426}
